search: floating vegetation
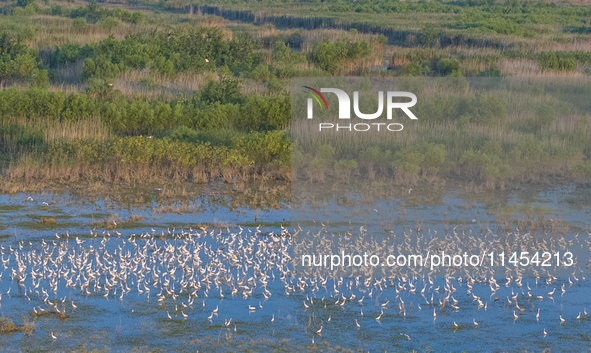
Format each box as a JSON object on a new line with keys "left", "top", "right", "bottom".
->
{"left": 38, "top": 217, "right": 57, "bottom": 224}
{"left": 0, "top": 316, "right": 36, "bottom": 335}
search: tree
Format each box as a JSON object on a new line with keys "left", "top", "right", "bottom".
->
{"left": 85, "top": 0, "right": 101, "bottom": 23}
{"left": 200, "top": 77, "right": 243, "bottom": 105}
{"left": 16, "top": 0, "right": 35, "bottom": 8}
{"left": 420, "top": 24, "right": 438, "bottom": 47}
{"left": 311, "top": 40, "right": 338, "bottom": 74}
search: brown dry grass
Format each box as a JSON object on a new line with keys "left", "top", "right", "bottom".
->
{"left": 2, "top": 116, "right": 111, "bottom": 144}
{"left": 498, "top": 59, "right": 586, "bottom": 77}
{"left": 0, "top": 316, "right": 35, "bottom": 335}
{"left": 28, "top": 15, "right": 152, "bottom": 50}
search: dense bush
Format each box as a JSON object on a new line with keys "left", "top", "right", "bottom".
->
{"left": 48, "top": 28, "right": 262, "bottom": 80}
{"left": 460, "top": 140, "right": 510, "bottom": 181}
{"left": 0, "top": 86, "right": 290, "bottom": 135}
{"left": 392, "top": 142, "right": 446, "bottom": 177}
{"left": 539, "top": 52, "right": 576, "bottom": 71}
{"left": 436, "top": 58, "right": 461, "bottom": 76}
{"left": 9, "top": 130, "right": 291, "bottom": 181}
{"left": 310, "top": 39, "right": 371, "bottom": 74}
{"left": 69, "top": 0, "right": 144, "bottom": 24}
{"left": 420, "top": 24, "right": 438, "bottom": 47}
{"left": 0, "top": 33, "right": 40, "bottom": 83}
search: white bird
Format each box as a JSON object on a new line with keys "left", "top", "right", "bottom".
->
{"left": 205, "top": 58, "right": 210, "bottom": 63}
{"left": 560, "top": 315, "right": 565, "bottom": 323}
{"left": 473, "top": 319, "right": 478, "bottom": 327}
{"left": 355, "top": 319, "right": 360, "bottom": 328}
{"left": 543, "top": 328, "right": 547, "bottom": 337}
{"left": 51, "top": 331, "right": 57, "bottom": 340}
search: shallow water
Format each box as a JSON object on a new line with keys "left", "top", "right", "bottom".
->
{"left": 0, "top": 182, "right": 590, "bottom": 352}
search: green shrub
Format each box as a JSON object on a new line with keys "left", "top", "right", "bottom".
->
{"left": 51, "top": 5, "right": 62, "bottom": 16}
{"left": 170, "top": 126, "right": 199, "bottom": 143}
{"left": 30, "top": 69, "right": 49, "bottom": 89}
{"left": 437, "top": 58, "right": 461, "bottom": 76}
{"left": 539, "top": 52, "right": 577, "bottom": 71}
{"left": 510, "top": 134, "right": 546, "bottom": 171}
{"left": 420, "top": 24, "right": 438, "bottom": 47}
{"left": 477, "top": 64, "right": 502, "bottom": 77}
{"left": 72, "top": 18, "right": 87, "bottom": 33}
{"left": 311, "top": 39, "right": 371, "bottom": 74}
{"left": 403, "top": 61, "right": 431, "bottom": 76}
{"left": 335, "top": 159, "right": 358, "bottom": 183}
{"left": 100, "top": 16, "right": 120, "bottom": 30}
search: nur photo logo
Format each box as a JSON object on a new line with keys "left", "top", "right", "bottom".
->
{"left": 303, "top": 86, "right": 418, "bottom": 132}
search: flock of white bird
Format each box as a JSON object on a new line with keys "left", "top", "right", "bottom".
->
{"left": 0, "top": 223, "right": 589, "bottom": 347}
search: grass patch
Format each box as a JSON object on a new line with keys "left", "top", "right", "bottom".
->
{"left": 27, "top": 213, "right": 73, "bottom": 220}
{"left": 0, "top": 316, "right": 35, "bottom": 335}
{"left": 80, "top": 213, "right": 110, "bottom": 219}
{"left": 0, "top": 205, "right": 25, "bottom": 212}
